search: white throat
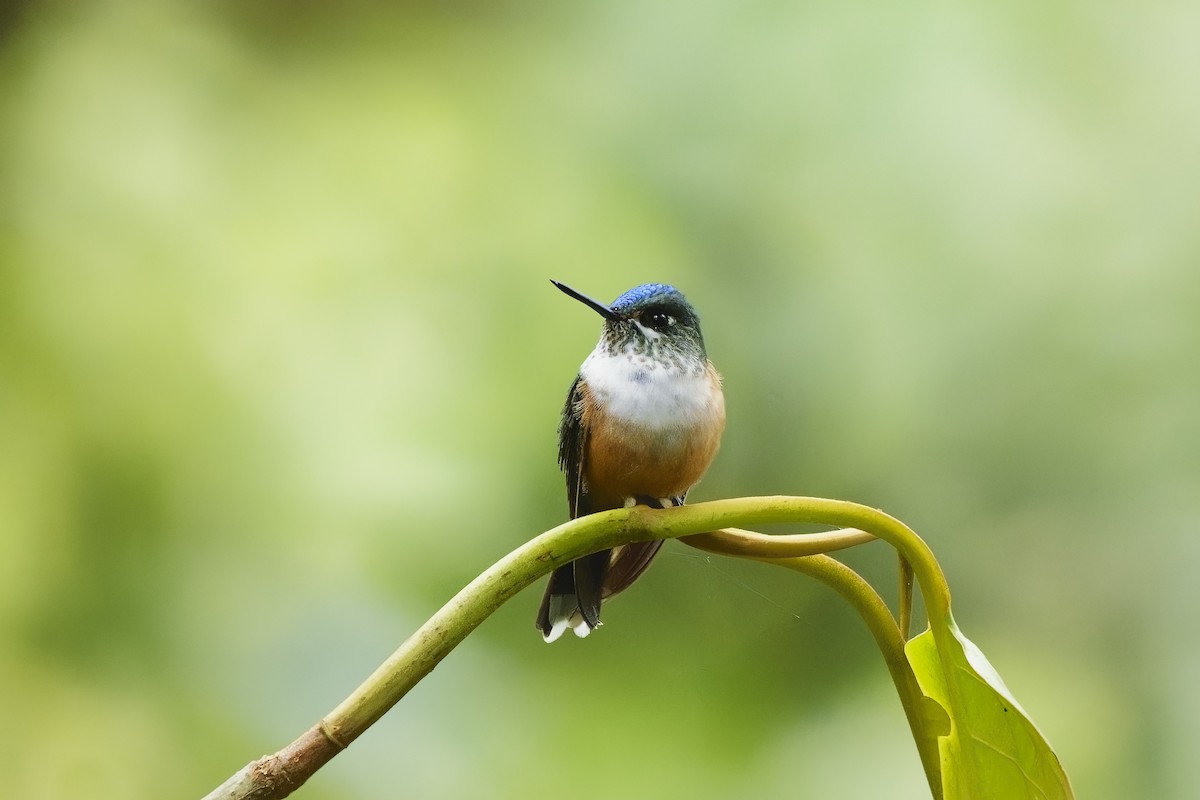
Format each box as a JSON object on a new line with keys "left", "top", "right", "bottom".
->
{"left": 581, "top": 347, "right": 715, "bottom": 428}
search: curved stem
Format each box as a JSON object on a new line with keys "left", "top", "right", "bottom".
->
{"left": 206, "top": 496, "right": 953, "bottom": 800}
{"left": 641, "top": 497, "right": 953, "bottom": 627}
{"left": 782, "top": 555, "right": 939, "bottom": 796}
{"left": 682, "top": 536, "right": 942, "bottom": 798}
{"left": 325, "top": 497, "right": 945, "bottom": 748}
{"left": 682, "top": 526, "right": 875, "bottom": 557}
{"left": 898, "top": 555, "right": 914, "bottom": 640}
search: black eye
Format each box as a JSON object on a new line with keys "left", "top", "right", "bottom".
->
{"left": 640, "top": 309, "right": 675, "bottom": 330}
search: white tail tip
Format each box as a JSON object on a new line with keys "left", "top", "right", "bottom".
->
{"left": 543, "top": 618, "right": 570, "bottom": 643}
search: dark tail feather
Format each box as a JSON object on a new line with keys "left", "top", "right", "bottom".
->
{"left": 536, "top": 564, "right": 575, "bottom": 641}
{"left": 602, "top": 540, "right": 664, "bottom": 599}
{"left": 573, "top": 550, "right": 609, "bottom": 628}
{"left": 536, "top": 549, "right": 611, "bottom": 642}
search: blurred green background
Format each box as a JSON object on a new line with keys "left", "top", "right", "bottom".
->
{"left": 2, "top": 2, "right": 1197, "bottom": 798}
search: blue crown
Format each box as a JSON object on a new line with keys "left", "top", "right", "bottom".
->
{"left": 609, "top": 283, "right": 684, "bottom": 313}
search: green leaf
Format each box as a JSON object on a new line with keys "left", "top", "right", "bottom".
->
{"left": 905, "top": 616, "right": 1074, "bottom": 799}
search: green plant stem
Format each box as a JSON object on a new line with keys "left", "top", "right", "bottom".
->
{"left": 683, "top": 533, "right": 942, "bottom": 797}
{"left": 665, "top": 496, "right": 957, "bottom": 652}
{"left": 206, "top": 496, "right": 954, "bottom": 800}
{"left": 682, "top": 526, "right": 875, "bottom": 556}
{"left": 323, "top": 507, "right": 878, "bottom": 746}
{"left": 899, "top": 555, "right": 914, "bottom": 640}
{"left": 782, "top": 554, "right": 940, "bottom": 798}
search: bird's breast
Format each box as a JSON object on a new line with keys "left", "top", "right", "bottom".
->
{"left": 578, "top": 349, "right": 725, "bottom": 503}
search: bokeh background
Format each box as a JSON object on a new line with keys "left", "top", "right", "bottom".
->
{"left": 2, "top": 2, "right": 1197, "bottom": 798}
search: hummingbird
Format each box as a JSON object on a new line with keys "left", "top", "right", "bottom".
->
{"left": 536, "top": 280, "right": 726, "bottom": 642}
